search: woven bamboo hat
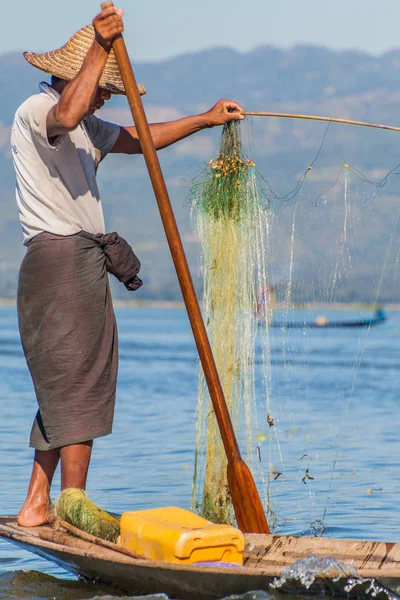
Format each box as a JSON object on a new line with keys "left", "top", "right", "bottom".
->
{"left": 24, "top": 25, "right": 146, "bottom": 96}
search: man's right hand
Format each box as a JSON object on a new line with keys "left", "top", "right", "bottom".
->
{"left": 93, "top": 2, "right": 124, "bottom": 52}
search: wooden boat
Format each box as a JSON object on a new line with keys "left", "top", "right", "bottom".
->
{"left": 1, "top": 516, "right": 400, "bottom": 599}
{"left": 270, "top": 309, "right": 386, "bottom": 329}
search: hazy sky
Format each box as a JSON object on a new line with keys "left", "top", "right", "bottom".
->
{"left": 3, "top": 0, "right": 399, "bottom": 61}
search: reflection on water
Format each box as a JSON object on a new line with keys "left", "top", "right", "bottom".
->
{"left": 0, "top": 570, "right": 119, "bottom": 599}
{"left": 0, "top": 306, "right": 399, "bottom": 599}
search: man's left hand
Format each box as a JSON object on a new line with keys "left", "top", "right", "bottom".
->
{"left": 203, "top": 100, "right": 245, "bottom": 128}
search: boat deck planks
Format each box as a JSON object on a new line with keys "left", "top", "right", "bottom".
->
{"left": 244, "top": 532, "right": 400, "bottom": 576}
{"left": 0, "top": 517, "right": 399, "bottom": 599}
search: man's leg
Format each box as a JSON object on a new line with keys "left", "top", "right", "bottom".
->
{"left": 60, "top": 441, "right": 93, "bottom": 490}
{"left": 18, "top": 441, "right": 93, "bottom": 527}
{"left": 18, "top": 448, "right": 60, "bottom": 527}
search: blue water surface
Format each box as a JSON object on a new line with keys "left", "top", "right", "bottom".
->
{"left": 0, "top": 304, "right": 398, "bottom": 599}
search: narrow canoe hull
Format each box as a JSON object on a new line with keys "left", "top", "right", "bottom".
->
{"left": 0, "top": 518, "right": 398, "bottom": 599}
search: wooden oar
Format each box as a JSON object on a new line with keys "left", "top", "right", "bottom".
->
{"left": 108, "top": 4, "right": 269, "bottom": 534}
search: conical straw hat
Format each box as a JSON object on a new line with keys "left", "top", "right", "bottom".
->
{"left": 24, "top": 25, "right": 146, "bottom": 96}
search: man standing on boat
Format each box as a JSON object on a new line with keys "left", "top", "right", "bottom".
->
{"left": 12, "top": 2, "right": 244, "bottom": 527}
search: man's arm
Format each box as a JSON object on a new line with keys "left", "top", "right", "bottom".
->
{"left": 46, "top": 2, "right": 123, "bottom": 138}
{"left": 110, "top": 99, "right": 245, "bottom": 155}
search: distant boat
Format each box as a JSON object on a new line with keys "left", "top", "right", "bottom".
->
{"left": 269, "top": 308, "right": 386, "bottom": 329}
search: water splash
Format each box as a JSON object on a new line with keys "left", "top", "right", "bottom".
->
{"left": 270, "top": 555, "right": 399, "bottom": 599}
{"left": 345, "top": 578, "right": 399, "bottom": 599}
{"left": 225, "top": 592, "right": 272, "bottom": 600}
{"left": 270, "top": 554, "right": 358, "bottom": 589}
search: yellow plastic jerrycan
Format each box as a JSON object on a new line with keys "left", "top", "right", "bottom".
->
{"left": 119, "top": 506, "right": 244, "bottom": 565}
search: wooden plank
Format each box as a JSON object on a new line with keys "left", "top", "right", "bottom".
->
{"left": 244, "top": 534, "right": 400, "bottom": 573}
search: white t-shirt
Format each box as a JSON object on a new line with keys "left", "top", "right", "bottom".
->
{"left": 11, "top": 82, "right": 121, "bottom": 243}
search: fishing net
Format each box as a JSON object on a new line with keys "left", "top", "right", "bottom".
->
{"left": 190, "top": 117, "right": 400, "bottom": 537}
{"left": 190, "top": 122, "right": 273, "bottom": 525}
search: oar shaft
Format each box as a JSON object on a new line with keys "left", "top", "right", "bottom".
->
{"left": 112, "top": 36, "right": 241, "bottom": 461}
{"left": 243, "top": 111, "right": 400, "bottom": 133}
{"left": 110, "top": 10, "right": 269, "bottom": 532}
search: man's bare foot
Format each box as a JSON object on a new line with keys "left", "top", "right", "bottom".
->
{"left": 17, "top": 498, "right": 54, "bottom": 527}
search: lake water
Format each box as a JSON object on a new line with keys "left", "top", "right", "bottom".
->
{"left": 0, "top": 304, "right": 399, "bottom": 600}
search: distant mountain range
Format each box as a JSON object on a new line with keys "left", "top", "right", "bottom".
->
{"left": 2, "top": 45, "right": 400, "bottom": 302}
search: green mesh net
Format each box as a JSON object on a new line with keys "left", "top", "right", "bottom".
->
{"left": 190, "top": 122, "right": 273, "bottom": 525}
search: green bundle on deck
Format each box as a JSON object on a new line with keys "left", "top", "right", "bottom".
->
{"left": 55, "top": 488, "right": 120, "bottom": 543}
{"left": 191, "top": 122, "right": 272, "bottom": 526}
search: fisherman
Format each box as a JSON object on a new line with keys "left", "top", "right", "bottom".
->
{"left": 12, "top": 2, "right": 244, "bottom": 527}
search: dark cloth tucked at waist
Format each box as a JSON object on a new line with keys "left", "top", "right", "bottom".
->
{"left": 81, "top": 231, "right": 143, "bottom": 291}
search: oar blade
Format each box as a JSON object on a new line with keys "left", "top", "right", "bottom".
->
{"left": 227, "top": 460, "right": 270, "bottom": 534}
